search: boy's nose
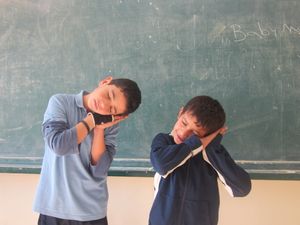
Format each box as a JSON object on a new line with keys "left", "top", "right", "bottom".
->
{"left": 99, "top": 99, "right": 111, "bottom": 113}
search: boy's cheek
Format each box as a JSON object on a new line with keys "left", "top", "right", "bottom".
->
{"left": 171, "top": 131, "right": 182, "bottom": 144}
{"left": 173, "top": 136, "right": 182, "bottom": 144}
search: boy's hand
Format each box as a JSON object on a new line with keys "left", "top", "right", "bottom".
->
{"left": 219, "top": 126, "right": 228, "bottom": 135}
{"left": 200, "top": 126, "right": 228, "bottom": 149}
{"left": 94, "top": 115, "right": 128, "bottom": 130}
{"left": 91, "top": 113, "right": 114, "bottom": 125}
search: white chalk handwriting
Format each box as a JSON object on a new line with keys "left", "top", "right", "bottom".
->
{"left": 230, "top": 22, "right": 300, "bottom": 42}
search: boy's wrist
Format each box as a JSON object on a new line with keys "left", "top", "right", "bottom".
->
{"left": 206, "top": 134, "right": 223, "bottom": 149}
{"left": 80, "top": 120, "right": 90, "bottom": 133}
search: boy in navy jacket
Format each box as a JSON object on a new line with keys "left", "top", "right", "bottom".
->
{"left": 149, "top": 96, "right": 251, "bottom": 225}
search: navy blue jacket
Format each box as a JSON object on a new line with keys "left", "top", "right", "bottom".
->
{"left": 149, "top": 133, "right": 251, "bottom": 225}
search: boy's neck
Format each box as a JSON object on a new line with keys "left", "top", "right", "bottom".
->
{"left": 82, "top": 93, "right": 91, "bottom": 111}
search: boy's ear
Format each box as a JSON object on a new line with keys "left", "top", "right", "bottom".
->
{"left": 99, "top": 76, "right": 113, "bottom": 86}
{"left": 177, "top": 107, "right": 184, "bottom": 119}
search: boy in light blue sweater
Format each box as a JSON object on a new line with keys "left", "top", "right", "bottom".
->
{"left": 33, "top": 77, "right": 141, "bottom": 225}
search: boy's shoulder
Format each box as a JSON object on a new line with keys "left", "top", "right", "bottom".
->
{"left": 47, "top": 93, "right": 79, "bottom": 111}
{"left": 152, "top": 132, "right": 174, "bottom": 143}
{"left": 49, "top": 93, "right": 78, "bottom": 104}
{"left": 50, "top": 93, "right": 76, "bottom": 100}
{"left": 154, "top": 132, "right": 170, "bottom": 138}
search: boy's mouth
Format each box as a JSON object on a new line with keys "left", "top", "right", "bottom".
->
{"left": 177, "top": 136, "right": 184, "bottom": 143}
{"left": 174, "top": 132, "right": 184, "bottom": 143}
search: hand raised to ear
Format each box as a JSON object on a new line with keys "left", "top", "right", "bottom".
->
{"left": 89, "top": 112, "right": 114, "bottom": 125}
{"left": 219, "top": 126, "right": 228, "bottom": 135}
{"left": 94, "top": 115, "right": 128, "bottom": 130}
{"left": 200, "top": 126, "right": 227, "bottom": 149}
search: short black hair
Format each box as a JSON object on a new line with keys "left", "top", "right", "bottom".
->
{"left": 109, "top": 78, "right": 141, "bottom": 115}
{"left": 182, "top": 96, "right": 225, "bottom": 136}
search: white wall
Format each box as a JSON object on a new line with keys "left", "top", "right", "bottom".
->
{"left": 0, "top": 173, "right": 300, "bottom": 225}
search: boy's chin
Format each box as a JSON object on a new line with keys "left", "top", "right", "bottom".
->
{"left": 174, "top": 140, "right": 182, "bottom": 144}
{"left": 170, "top": 130, "right": 184, "bottom": 144}
{"left": 173, "top": 135, "right": 184, "bottom": 144}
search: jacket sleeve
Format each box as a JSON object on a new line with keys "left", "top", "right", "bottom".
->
{"left": 203, "top": 134, "right": 252, "bottom": 197}
{"left": 150, "top": 133, "right": 203, "bottom": 177}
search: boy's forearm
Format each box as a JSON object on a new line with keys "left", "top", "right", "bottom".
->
{"left": 42, "top": 120, "right": 78, "bottom": 156}
{"left": 76, "top": 113, "right": 95, "bottom": 144}
{"left": 203, "top": 145, "right": 251, "bottom": 197}
{"left": 151, "top": 134, "right": 200, "bottom": 176}
{"left": 90, "top": 128, "right": 106, "bottom": 165}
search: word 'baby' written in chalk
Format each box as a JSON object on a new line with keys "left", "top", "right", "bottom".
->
{"left": 230, "top": 22, "right": 300, "bottom": 42}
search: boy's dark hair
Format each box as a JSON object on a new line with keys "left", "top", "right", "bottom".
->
{"left": 109, "top": 78, "right": 141, "bottom": 115}
{"left": 182, "top": 96, "right": 225, "bottom": 136}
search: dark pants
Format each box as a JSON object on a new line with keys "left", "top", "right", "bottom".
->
{"left": 38, "top": 214, "right": 108, "bottom": 225}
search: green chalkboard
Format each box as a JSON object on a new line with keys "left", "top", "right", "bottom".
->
{"left": 0, "top": 0, "right": 300, "bottom": 179}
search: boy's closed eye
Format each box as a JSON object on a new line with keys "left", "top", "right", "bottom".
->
{"left": 108, "top": 90, "right": 118, "bottom": 114}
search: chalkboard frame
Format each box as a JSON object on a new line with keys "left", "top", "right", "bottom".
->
{"left": 0, "top": 157, "right": 299, "bottom": 180}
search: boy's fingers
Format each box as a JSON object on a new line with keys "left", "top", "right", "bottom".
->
{"left": 96, "top": 115, "right": 128, "bottom": 128}
{"left": 219, "top": 126, "right": 228, "bottom": 135}
{"left": 112, "top": 115, "right": 128, "bottom": 124}
{"left": 114, "top": 115, "right": 128, "bottom": 121}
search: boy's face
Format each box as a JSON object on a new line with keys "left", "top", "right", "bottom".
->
{"left": 86, "top": 77, "right": 127, "bottom": 115}
{"left": 171, "top": 110, "right": 207, "bottom": 144}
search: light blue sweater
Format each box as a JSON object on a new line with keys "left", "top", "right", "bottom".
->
{"left": 33, "top": 91, "right": 119, "bottom": 221}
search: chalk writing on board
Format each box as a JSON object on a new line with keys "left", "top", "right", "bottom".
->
{"left": 230, "top": 22, "right": 300, "bottom": 42}
{"left": 209, "top": 22, "right": 300, "bottom": 46}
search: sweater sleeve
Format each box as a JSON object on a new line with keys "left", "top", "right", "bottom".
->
{"left": 150, "top": 133, "right": 203, "bottom": 177}
{"left": 42, "top": 95, "right": 78, "bottom": 156}
{"left": 203, "top": 134, "right": 252, "bottom": 197}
